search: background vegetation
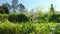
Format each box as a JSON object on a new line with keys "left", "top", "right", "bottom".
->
{"left": 0, "top": 3, "right": 60, "bottom": 34}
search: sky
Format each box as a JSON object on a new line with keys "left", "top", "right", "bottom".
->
{"left": 0, "top": 0, "right": 60, "bottom": 12}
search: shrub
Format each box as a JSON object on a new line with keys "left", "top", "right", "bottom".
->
{"left": 54, "top": 24, "right": 60, "bottom": 34}
{"left": 0, "top": 22, "right": 34, "bottom": 34}
{"left": 0, "top": 22, "right": 57, "bottom": 34}
{"left": 0, "top": 14, "right": 8, "bottom": 22}
{"left": 49, "top": 14, "right": 60, "bottom": 23}
{"left": 8, "top": 14, "right": 29, "bottom": 23}
{"left": 0, "top": 6, "right": 9, "bottom": 14}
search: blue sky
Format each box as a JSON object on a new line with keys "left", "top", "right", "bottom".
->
{"left": 0, "top": 0, "right": 60, "bottom": 11}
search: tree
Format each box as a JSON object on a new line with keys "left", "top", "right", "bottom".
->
{"left": 0, "top": 6, "right": 9, "bottom": 14}
{"left": 2, "top": 3, "right": 11, "bottom": 10}
{"left": 2, "top": 3, "right": 11, "bottom": 13}
{"left": 48, "top": 4, "right": 60, "bottom": 22}
{"left": 18, "top": 3, "right": 25, "bottom": 12}
{"left": 12, "top": 0, "right": 18, "bottom": 12}
{"left": 48, "top": 4, "right": 55, "bottom": 15}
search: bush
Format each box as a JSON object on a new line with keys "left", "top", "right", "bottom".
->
{"left": 49, "top": 14, "right": 60, "bottom": 23}
{"left": 0, "top": 6, "right": 9, "bottom": 14}
{"left": 54, "top": 24, "right": 60, "bottom": 34}
{"left": 8, "top": 14, "right": 29, "bottom": 23}
{"left": 0, "top": 22, "right": 58, "bottom": 34}
{"left": 0, "top": 14, "right": 8, "bottom": 22}
{"left": 0, "top": 22, "right": 34, "bottom": 34}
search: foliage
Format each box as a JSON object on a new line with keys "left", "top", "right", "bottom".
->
{"left": 0, "top": 3, "right": 60, "bottom": 34}
{"left": 18, "top": 3, "right": 25, "bottom": 12}
{"left": 0, "top": 6, "right": 9, "bottom": 14}
{"left": 48, "top": 4, "right": 55, "bottom": 16}
{"left": 0, "top": 14, "right": 8, "bottom": 22}
{"left": 8, "top": 14, "right": 29, "bottom": 23}
{"left": 2, "top": 3, "right": 11, "bottom": 10}
{"left": 0, "top": 21, "right": 60, "bottom": 34}
{"left": 55, "top": 24, "right": 60, "bottom": 34}
{"left": 49, "top": 14, "right": 60, "bottom": 23}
